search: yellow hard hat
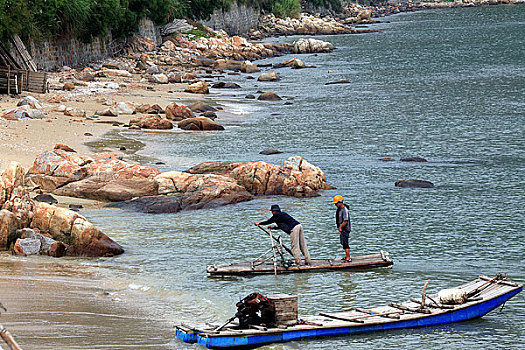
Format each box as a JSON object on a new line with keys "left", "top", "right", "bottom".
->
{"left": 332, "top": 195, "right": 343, "bottom": 204}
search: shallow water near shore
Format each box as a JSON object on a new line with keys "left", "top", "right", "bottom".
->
{"left": 3, "top": 5, "right": 525, "bottom": 349}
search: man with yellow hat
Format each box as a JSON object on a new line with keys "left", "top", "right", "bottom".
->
{"left": 333, "top": 195, "right": 351, "bottom": 262}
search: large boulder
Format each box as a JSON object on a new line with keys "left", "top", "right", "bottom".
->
{"left": 149, "top": 73, "right": 169, "bottom": 84}
{"left": 184, "top": 81, "right": 209, "bottom": 94}
{"left": 293, "top": 38, "right": 334, "bottom": 54}
{"left": 13, "top": 238, "right": 41, "bottom": 256}
{"left": 54, "top": 177, "right": 159, "bottom": 202}
{"left": 178, "top": 117, "right": 225, "bottom": 131}
{"left": 30, "top": 203, "right": 124, "bottom": 257}
{"left": 129, "top": 115, "right": 173, "bottom": 129}
{"left": 165, "top": 102, "right": 193, "bottom": 121}
{"left": 241, "top": 61, "right": 260, "bottom": 73}
{"left": 26, "top": 150, "right": 92, "bottom": 192}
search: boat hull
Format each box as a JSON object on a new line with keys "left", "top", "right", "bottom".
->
{"left": 176, "top": 277, "right": 522, "bottom": 349}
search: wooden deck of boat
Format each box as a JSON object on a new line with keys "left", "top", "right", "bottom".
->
{"left": 177, "top": 275, "right": 522, "bottom": 344}
{"left": 207, "top": 252, "right": 393, "bottom": 275}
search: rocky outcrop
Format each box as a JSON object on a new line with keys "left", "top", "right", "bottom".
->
{"left": 31, "top": 203, "right": 124, "bottom": 257}
{"left": 186, "top": 161, "right": 252, "bottom": 176}
{"left": 178, "top": 117, "right": 225, "bottom": 131}
{"left": 188, "top": 156, "right": 332, "bottom": 198}
{"left": 293, "top": 38, "right": 334, "bottom": 54}
{"left": 28, "top": 150, "right": 160, "bottom": 202}
{"left": 53, "top": 153, "right": 160, "bottom": 201}
{"left": 395, "top": 179, "right": 435, "bottom": 188}
{"left": 109, "top": 171, "right": 254, "bottom": 213}
{"left": 0, "top": 163, "right": 123, "bottom": 257}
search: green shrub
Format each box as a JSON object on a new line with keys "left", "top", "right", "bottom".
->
{"left": 271, "top": 0, "right": 301, "bottom": 18}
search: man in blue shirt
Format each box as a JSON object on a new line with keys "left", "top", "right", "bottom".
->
{"left": 333, "top": 195, "right": 351, "bottom": 262}
{"left": 255, "top": 204, "right": 312, "bottom": 266}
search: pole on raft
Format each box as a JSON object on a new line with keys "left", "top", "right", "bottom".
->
{"left": 0, "top": 324, "right": 23, "bottom": 350}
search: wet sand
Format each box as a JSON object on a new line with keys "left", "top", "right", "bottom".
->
{"left": 0, "top": 253, "right": 179, "bottom": 349}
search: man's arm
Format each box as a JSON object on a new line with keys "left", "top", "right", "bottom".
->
{"left": 255, "top": 215, "right": 276, "bottom": 226}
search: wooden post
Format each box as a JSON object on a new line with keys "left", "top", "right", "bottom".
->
{"left": 421, "top": 280, "right": 430, "bottom": 308}
{"left": 7, "top": 66, "right": 10, "bottom": 95}
{"left": 0, "top": 324, "right": 23, "bottom": 350}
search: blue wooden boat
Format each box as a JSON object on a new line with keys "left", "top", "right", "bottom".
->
{"left": 175, "top": 275, "right": 522, "bottom": 349}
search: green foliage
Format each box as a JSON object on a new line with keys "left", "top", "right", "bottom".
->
{"left": 271, "top": 0, "right": 301, "bottom": 18}
{"left": 0, "top": 0, "right": 342, "bottom": 42}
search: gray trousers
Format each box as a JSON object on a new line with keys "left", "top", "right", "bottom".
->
{"left": 290, "top": 224, "right": 311, "bottom": 265}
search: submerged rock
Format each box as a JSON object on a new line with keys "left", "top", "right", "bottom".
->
{"left": 325, "top": 79, "right": 350, "bottom": 85}
{"left": 395, "top": 179, "right": 435, "bottom": 188}
{"left": 400, "top": 157, "right": 428, "bottom": 162}
{"left": 260, "top": 149, "right": 283, "bottom": 155}
{"left": 258, "top": 92, "right": 282, "bottom": 101}
{"left": 258, "top": 72, "right": 280, "bottom": 82}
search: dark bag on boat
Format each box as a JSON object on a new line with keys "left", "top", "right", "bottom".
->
{"left": 235, "top": 292, "right": 272, "bottom": 328}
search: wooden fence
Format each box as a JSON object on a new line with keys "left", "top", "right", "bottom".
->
{"left": 0, "top": 68, "right": 47, "bottom": 94}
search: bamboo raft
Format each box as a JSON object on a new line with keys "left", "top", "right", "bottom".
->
{"left": 207, "top": 251, "right": 393, "bottom": 276}
{"left": 175, "top": 275, "right": 522, "bottom": 349}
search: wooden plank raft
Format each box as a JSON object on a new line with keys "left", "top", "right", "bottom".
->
{"left": 207, "top": 251, "right": 393, "bottom": 276}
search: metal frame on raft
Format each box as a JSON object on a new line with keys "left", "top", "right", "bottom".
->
{"left": 175, "top": 275, "right": 523, "bottom": 349}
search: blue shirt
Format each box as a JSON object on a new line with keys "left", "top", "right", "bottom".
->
{"left": 259, "top": 211, "right": 300, "bottom": 234}
{"left": 336, "top": 206, "right": 351, "bottom": 233}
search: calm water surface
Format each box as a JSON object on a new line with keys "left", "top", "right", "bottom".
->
{"left": 5, "top": 5, "right": 525, "bottom": 349}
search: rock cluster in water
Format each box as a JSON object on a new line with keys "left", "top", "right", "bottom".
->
{"left": 24, "top": 147, "right": 332, "bottom": 214}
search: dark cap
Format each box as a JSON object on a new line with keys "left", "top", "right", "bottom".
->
{"left": 270, "top": 204, "right": 281, "bottom": 212}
